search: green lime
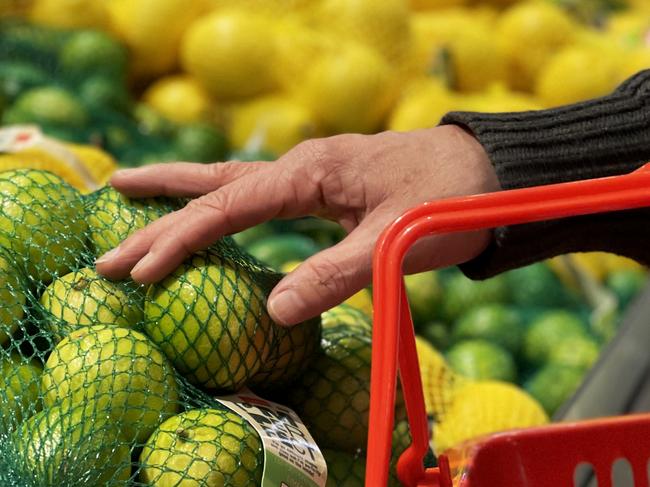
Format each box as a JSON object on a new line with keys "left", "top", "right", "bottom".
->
{"left": 418, "top": 321, "right": 451, "bottom": 350}
{"left": 404, "top": 271, "right": 442, "bottom": 325}
{"left": 59, "top": 30, "right": 127, "bottom": 81}
{"left": 441, "top": 273, "right": 510, "bottom": 322}
{"left": 549, "top": 335, "right": 600, "bottom": 371}
{"left": 446, "top": 339, "right": 517, "bottom": 382}
{"left": 0, "top": 62, "right": 48, "bottom": 102}
{"left": 246, "top": 233, "right": 321, "bottom": 270}
{"left": 452, "top": 304, "right": 523, "bottom": 354}
{"left": 506, "top": 262, "right": 573, "bottom": 308}
{"left": 0, "top": 353, "right": 42, "bottom": 432}
{"left": 523, "top": 310, "right": 587, "bottom": 366}
{"left": 4, "top": 86, "right": 88, "bottom": 128}
{"left": 232, "top": 222, "right": 275, "bottom": 248}
{"left": 228, "top": 148, "right": 277, "bottom": 162}
{"left": 173, "top": 122, "right": 229, "bottom": 162}
{"left": 606, "top": 269, "right": 647, "bottom": 309}
{"left": 525, "top": 364, "right": 585, "bottom": 416}
{"left": 133, "top": 103, "right": 177, "bottom": 137}
{"left": 79, "top": 76, "right": 131, "bottom": 113}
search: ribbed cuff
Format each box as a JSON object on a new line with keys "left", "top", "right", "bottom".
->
{"left": 440, "top": 70, "right": 650, "bottom": 278}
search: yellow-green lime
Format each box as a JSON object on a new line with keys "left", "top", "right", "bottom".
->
{"left": 144, "top": 251, "right": 274, "bottom": 392}
{"left": 0, "top": 353, "right": 42, "bottom": 431}
{"left": 0, "top": 170, "right": 87, "bottom": 282}
{"left": 0, "top": 252, "right": 25, "bottom": 345}
{"left": 139, "top": 408, "right": 263, "bottom": 486}
{"left": 41, "top": 325, "right": 179, "bottom": 443}
{"left": 40, "top": 267, "right": 143, "bottom": 342}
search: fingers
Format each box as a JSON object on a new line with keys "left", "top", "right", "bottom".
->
{"left": 102, "top": 162, "right": 322, "bottom": 283}
{"left": 110, "top": 161, "right": 268, "bottom": 198}
{"left": 267, "top": 216, "right": 383, "bottom": 326}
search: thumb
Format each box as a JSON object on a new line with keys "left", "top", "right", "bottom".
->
{"left": 267, "top": 221, "right": 379, "bottom": 326}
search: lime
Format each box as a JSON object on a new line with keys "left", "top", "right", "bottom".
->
{"left": 144, "top": 250, "right": 274, "bottom": 392}
{"left": 0, "top": 353, "right": 42, "bottom": 432}
{"left": 606, "top": 269, "right": 647, "bottom": 309}
{"left": 79, "top": 76, "right": 132, "bottom": 113}
{"left": 133, "top": 103, "right": 177, "bottom": 138}
{"left": 86, "top": 186, "right": 178, "bottom": 257}
{"left": 419, "top": 321, "right": 451, "bottom": 350}
{"left": 228, "top": 148, "right": 277, "bottom": 162}
{"left": 4, "top": 86, "right": 88, "bottom": 128}
{"left": 173, "top": 122, "right": 229, "bottom": 163}
{"left": 323, "top": 449, "right": 365, "bottom": 487}
{"left": 140, "top": 408, "right": 263, "bottom": 486}
{"left": 0, "top": 62, "right": 48, "bottom": 102}
{"left": 452, "top": 304, "right": 523, "bottom": 354}
{"left": 404, "top": 271, "right": 442, "bottom": 325}
{"left": 246, "top": 233, "right": 321, "bottom": 271}
{"left": 523, "top": 310, "right": 587, "bottom": 366}
{"left": 549, "top": 336, "right": 601, "bottom": 371}
{"left": 446, "top": 340, "right": 516, "bottom": 382}
{"left": 0, "top": 253, "right": 25, "bottom": 345}
{"left": 321, "top": 303, "right": 372, "bottom": 333}
{"left": 40, "top": 267, "right": 143, "bottom": 342}
{"left": 14, "top": 402, "right": 130, "bottom": 486}
{"left": 232, "top": 222, "right": 275, "bottom": 248}
{"left": 59, "top": 30, "right": 127, "bottom": 81}
{"left": 0, "top": 170, "right": 87, "bottom": 282}
{"left": 441, "top": 273, "right": 510, "bottom": 322}
{"left": 525, "top": 364, "right": 585, "bottom": 416}
{"left": 42, "top": 325, "right": 180, "bottom": 443}
{"left": 506, "top": 262, "right": 573, "bottom": 308}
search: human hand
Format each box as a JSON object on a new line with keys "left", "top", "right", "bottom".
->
{"left": 95, "top": 125, "right": 500, "bottom": 325}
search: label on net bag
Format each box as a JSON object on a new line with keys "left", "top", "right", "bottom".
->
{"left": 216, "top": 388, "right": 328, "bottom": 487}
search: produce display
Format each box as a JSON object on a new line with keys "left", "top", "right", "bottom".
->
{"left": 0, "top": 0, "right": 649, "bottom": 485}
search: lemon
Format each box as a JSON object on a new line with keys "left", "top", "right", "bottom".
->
{"left": 230, "top": 95, "right": 318, "bottom": 156}
{"left": 607, "top": 9, "right": 650, "bottom": 47}
{"left": 107, "top": 0, "right": 208, "bottom": 79}
{"left": 30, "top": 0, "right": 108, "bottom": 29}
{"left": 300, "top": 41, "right": 396, "bottom": 134}
{"left": 536, "top": 45, "right": 620, "bottom": 107}
{"left": 388, "top": 78, "right": 459, "bottom": 131}
{"left": 408, "top": 11, "right": 504, "bottom": 90}
{"left": 433, "top": 381, "right": 548, "bottom": 454}
{"left": 603, "top": 253, "right": 646, "bottom": 275}
{"left": 459, "top": 83, "right": 543, "bottom": 112}
{"left": 409, "top": 0, "right": 467, "bottom": 9}
{"left": 497, "top": 1, "right": 576, "bottom": 91}
{"left": 321, "top": 303, "right": 373, "bottom": 333}
{"left": 140, "top": 408, "right": 263, "bottom": 486}
{"left": 40, "top": 267, "right": 143, "bottom": 342}
{"left": 42, "top": 325, "right": 180, "bottom": 443}
{"left": 143, "top": 75, "right": 214, "bottom": 124}
{"left": 144, "top": 250, "right": 274, "bottom": 392}
{"left": 618, "top": 47, "right": 650, "bottom": 83}
{"left": 181, "top": 9, "right": 278, "bottom": 100}
{"left": 415, "top": 336, "right": 460, "bottom": 417}
{"left": 313, "top": 0, "right": 412, "bottom": 64}
{"left": 65, "top": 143, "right": 118, "bottom": 188}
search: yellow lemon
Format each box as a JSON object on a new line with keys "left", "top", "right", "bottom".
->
{"left": 607, "top": 9, "right": 650, "bottom": 47}
{"left": 143, "top": 75, "right": 214, "bottom": 124}
{"left": 107, "top": 0, "right": 208, "bottom": 79}
{"left": 30, "top": 0, "right": 108, "bottom": 29}
{"left": 536, "top": 45, "right": 620, "bottom": 107}
{"left": 409, "top": 0, "right": 467, "bottom": 9}
{"left": 434, "top": 380, "right": 548, "bottom": 454}
{"left": 229, "top": 95, "right": 319, "bottom": 155}
{"left": 313, "top": 0, "right": 412, "bottom": 64}
{"left": 299, "top": 41, "right": 397, "bottom": 134}
{"left": 388, "top": 78, "right": 459, "bottom": 131}
{"left": 618, "top": 47, "right": 650, "bottom": 83}
{"left": 497, "top": 0, "right": 576, "bottom": 91}
{"left": 181, "top": 9, "right": 278, "bottom": 100}
{"left": 415, "top": 336, "right": 460, "bottom": 417}
{"left": 459, "top": 83, "right": 543, "bottom": 112}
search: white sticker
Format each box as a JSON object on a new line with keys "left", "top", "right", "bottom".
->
{"left": 216, "top": 388, "right": 328, "bottom": 487}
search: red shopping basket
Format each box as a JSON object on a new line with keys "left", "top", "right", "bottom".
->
{"left": 366, "top": 163, "right": 650, "bottom": 487}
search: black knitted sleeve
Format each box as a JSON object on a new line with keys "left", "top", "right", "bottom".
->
{"left": 440, "top": 70, "right": 650, "bottom": 279}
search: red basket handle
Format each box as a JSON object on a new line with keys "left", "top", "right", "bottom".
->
{"left": 366, "top": 163, "right": 650, "bottom": 487}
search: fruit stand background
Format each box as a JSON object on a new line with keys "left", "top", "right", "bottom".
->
{"left": 0, "top": 0, "right": 649, "bottom": 485}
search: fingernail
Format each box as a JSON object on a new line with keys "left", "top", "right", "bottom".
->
{"left": 95, "top": 246, "right": 121, "bottom": 264}
{"left": 268, "top": 290, "right": 299, "bottom": 326}
{"left": 130, "top": 252, "right": 155, "bottom": 278}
